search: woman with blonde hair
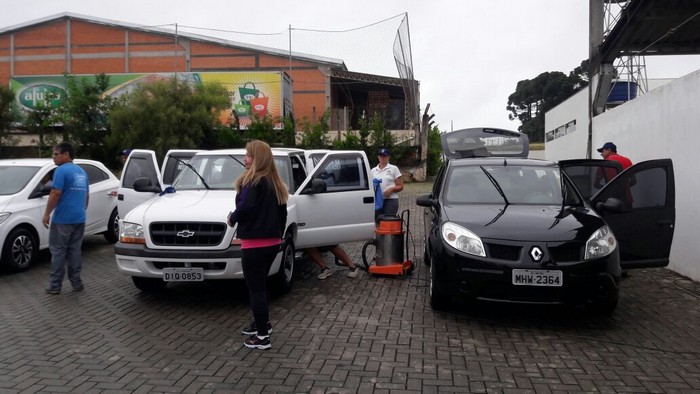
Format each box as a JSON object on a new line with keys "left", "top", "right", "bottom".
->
{"left": 227, "top": 140, "right": 288, "bottom": 350}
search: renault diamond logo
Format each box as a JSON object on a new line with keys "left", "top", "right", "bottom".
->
{"left": 177, "top": 230, "right": 195, "bottom": 238}
{"left": 529, "top": 246, "right": 544, "bottom": 262}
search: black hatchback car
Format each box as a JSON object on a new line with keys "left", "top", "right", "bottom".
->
{"left": 417, "top": 128, "right": 675, "bottom": 313}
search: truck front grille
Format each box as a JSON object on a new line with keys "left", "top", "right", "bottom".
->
{"left": 150, "top": 222, "right": 226, "bottom": 246}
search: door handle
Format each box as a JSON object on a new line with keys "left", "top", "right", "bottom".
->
{"left": 363, "top": 196, "right": 374, "bottom": 204}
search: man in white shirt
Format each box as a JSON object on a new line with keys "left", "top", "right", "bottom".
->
{"left": 370, "top": 148, "right": 404, "bottom": 220}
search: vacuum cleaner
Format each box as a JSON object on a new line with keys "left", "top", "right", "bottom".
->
{"left": 361, "top": 210, "right": 413, "bottom": 277}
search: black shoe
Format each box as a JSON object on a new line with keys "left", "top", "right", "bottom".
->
{"left": 73, "top": 284, "right": 84, "bottom": 291}
{"left": 241, "top": 321, "right": 272, "bottom": 336}
{"left": 45, "top": 288, "right": 61, "bottom": 295}
{"left": 244, "top": 335, "right": 271, "bottom": 350}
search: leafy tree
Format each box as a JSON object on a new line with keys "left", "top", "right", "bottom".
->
{"left": 57, "top": 73, "right": 114, "bottom": 161}
{"left": 245, "top": 114, "right": 280, "bottom": 145}
{"left": 107, "top": 77, "right": 230, "bottom": 163}
{"left": 22, "top": 92, "right": 62, "bottom": 157}
{"left": 368, "top": 112, "right": 392, "bottom": 150}
{"left": 298, "top": 109, "right": 330, "bottom": 149}
{"left": 427, "top": 125, "right": 443, "bottom": 176}
{"left": 570, "top": 59, "right": 590, "bottom": 91}
{"left": 0, "top": 85, "right": 20, "bottom": 156}
{"left": 333, "top": 132, "right": 362, "bottom": 150}
{"left": 507, "top": 71, "right": 580, "bottom": 142}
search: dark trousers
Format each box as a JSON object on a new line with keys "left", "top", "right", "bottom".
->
{"left": 241, "top": 245, "right": 278, "bottom": 337}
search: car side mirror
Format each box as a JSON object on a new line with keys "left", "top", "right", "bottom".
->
{"left": 29, "top": 184, "right": 52, "bottom": 199}
{"left": 416, "top": 193, "right": 437, "bottom": 208}
{"left": 133, "top": 177, "right": 162, "bottom": 193}
{"left": 595, "top": 197, "right": 624, "bottom": 213}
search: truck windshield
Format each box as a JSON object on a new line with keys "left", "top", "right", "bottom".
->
{"left": 172, "top": 155, "right": 292, "bottom": 191}
{"left": 173, "top": 155, "right": 244, "bottom": 190}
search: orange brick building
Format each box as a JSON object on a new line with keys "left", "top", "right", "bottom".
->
{"left": 0, "top": 13, "right": 414, "bottom": 132}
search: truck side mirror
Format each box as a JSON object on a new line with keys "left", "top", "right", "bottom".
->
{"left": 133, "top": 177, "right": 162, "bottom": 193}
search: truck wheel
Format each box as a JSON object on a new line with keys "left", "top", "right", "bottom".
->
{"left": 103, "top": 208, "right": 119, "bottom": 244}
{"left": 132, "top": 276, "right": 166, "bottom": 292}
{"left": 1, "top": 227, "right": 37, "bottom": 272}
{"left": 272, "top": 240, "right": 294, "bottom": 295}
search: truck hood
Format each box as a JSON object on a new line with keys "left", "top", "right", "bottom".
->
{"left": 123, "top": 190, "right": 235, "bottom": 223}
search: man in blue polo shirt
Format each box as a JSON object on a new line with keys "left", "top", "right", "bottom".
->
{"left": 43, "top": 142, "right": 89, "bottom": 294}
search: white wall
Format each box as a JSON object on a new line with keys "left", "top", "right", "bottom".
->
{"left": 545, "top": 70, "right": 700, "bottom": 282}
{"left": 544, "top": 89, "right": 589, "bottom": 161}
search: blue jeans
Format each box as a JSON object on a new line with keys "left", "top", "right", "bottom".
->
{"left": 48, "top": 223, "right": 85, "bottom": 290}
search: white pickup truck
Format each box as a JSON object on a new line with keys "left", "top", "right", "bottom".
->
{"left": 114, "top": 148, "right": 375, "bottom": 293}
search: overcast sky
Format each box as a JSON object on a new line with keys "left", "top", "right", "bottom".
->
{"left": 2, "top": 0, "right": 700, "bottom": 132}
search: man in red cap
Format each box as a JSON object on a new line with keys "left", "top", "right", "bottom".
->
{"left": 597, "top": 142, "right": 632, "bottom": 169}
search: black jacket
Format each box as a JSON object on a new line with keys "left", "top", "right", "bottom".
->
{"left": 227, "top": 177, "right": 287, "bottom": 240}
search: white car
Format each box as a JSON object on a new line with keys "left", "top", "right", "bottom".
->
{"left": 115, "top": 148, "right": 375, "bottom": 293}
{"left": 0, "top": 158, "right": 120, "bottom": 271}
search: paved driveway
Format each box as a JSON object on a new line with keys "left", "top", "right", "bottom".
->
{"left": 1, "top": 182, "right": 699, "bottom": 393}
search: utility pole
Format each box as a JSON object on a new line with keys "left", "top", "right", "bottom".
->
{"left": 416, "top": 103, "right": 433, "bottom": 182}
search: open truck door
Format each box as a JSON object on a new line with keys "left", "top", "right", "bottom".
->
{"left": 117, "top": 149, "right": 200, "bottom": 217}
{"left": 293, "top": 151, "right": 376, "bottom": 249}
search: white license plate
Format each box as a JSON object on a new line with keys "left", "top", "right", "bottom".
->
{"left": 512, "top": 269, "right": 562, "bottom": 287}
{"left": 163, "top": 268, "right": 204, "bottom": 282}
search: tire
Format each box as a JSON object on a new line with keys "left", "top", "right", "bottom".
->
{"left": 1, "top": 227, "right": 37, "bottom": 272}
{"left": 423, "top": 244, "right": 431, "bottom": 266}
{"left": 272, "top": 239, "right": 294, "bottom": 295}
{"left": 132, "top": 276, "right": 167, "bottom": 292}
{"left": 429, "top": 258, "right": 449, "bottom": 311}
{"left": 589, "top": 294, "right": 619, "bottom": 316}
{"left": 103, "top": 208, "right": 119, "bottom": 244}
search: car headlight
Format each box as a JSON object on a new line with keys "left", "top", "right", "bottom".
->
{"left": 441, "top": 222, "right": 486, "bottom": 257}
{"left": 0, "top": 212, "right": 10, "bottom": 225}
{"left": 120, "top": 221, "right": 145, "bottom": 244}
{"left": 584, "top": 225, "right": 617, "bottom": 260}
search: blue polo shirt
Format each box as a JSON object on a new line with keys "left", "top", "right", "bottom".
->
{"left": 51, "top": 162, "right": 89, "bottom": 224}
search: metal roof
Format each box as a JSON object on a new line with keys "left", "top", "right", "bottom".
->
{"left": 596, "top": 0, "right": 700, "bottom": 65}
{"left": 0, "top": 12, "right": 347, "bottom": 69}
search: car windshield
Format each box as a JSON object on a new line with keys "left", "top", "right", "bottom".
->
{"left": 444, "top": 165, "right": 574, "bottom": 205}
{"left": 171, "top": 154, "right": 292, "bottom": 191}
{"left": 0, "top": 166, "right": 41, "bottom": 195}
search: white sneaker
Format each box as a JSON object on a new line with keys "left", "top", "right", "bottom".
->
{"left": 347, "top": 267, "right": 359, "bottom": 278}
{"left": 317, "top": 268, "right": 333, "bottom": 280}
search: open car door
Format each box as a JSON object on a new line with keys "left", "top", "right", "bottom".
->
{"left": 559, "top": 159, "right": 623, "bottom": 201}
{"left": 117, "top": 149, "right": 200, "bottom": 217}
{"left": 590, "top": 159, "right": 675, "bottom": 269}
{"left": 293, "top": 151, "right": 375, "bottom": 248}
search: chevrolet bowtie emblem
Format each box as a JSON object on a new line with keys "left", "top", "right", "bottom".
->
{"left": 176, "top": 229, "right": 195, "bottom": 238}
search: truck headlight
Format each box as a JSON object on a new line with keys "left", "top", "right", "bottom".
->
{"left": 442, "top": 222, "right": 486, "bottom": 257}
{"left": 120, "top": 222, "right": 145, "bottom": 244}
{"left": 584, "top": 225, "right": 617, "bottom": 260}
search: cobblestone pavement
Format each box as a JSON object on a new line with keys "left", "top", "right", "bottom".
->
{"left": 1, "top": 182, "right": 699, "bottom": 393}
